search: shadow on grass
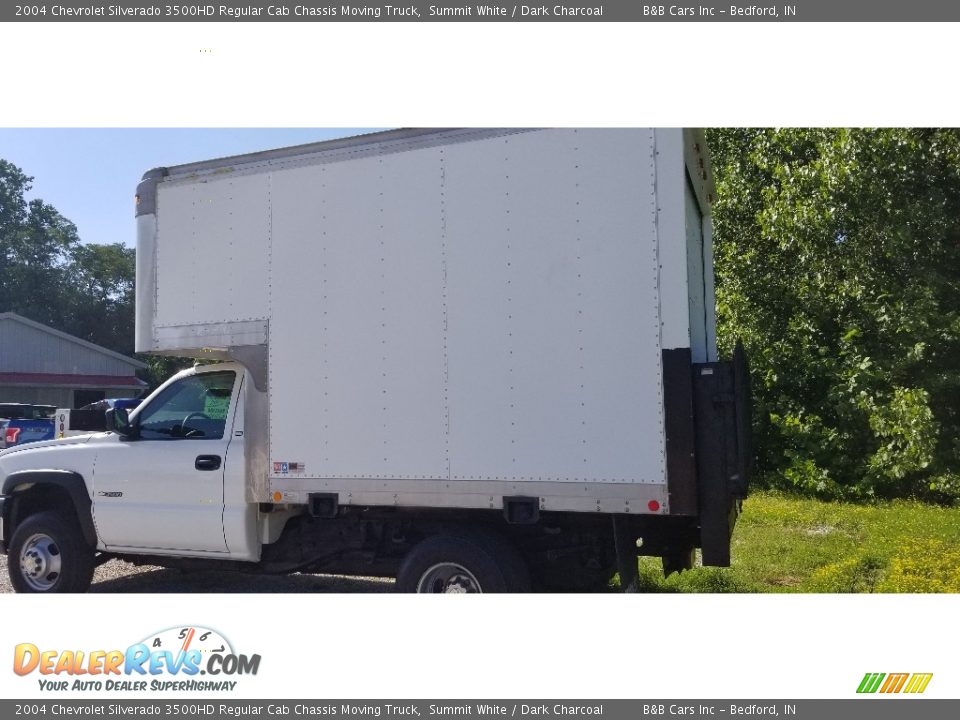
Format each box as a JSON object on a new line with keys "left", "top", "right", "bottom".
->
{"left": 88, "top": 562, "right": 395, "bottom": 594}
{"left": 623, "top": 563, "right": 762, "bottom": 594}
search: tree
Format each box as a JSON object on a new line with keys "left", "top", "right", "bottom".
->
{"left": 68, "top": 243, "right": 136, "bottom": 354}
{"left": 0, "top": 160, "right": 79, "bottom": 327}
{"left": 708, "top": 129, "right": 960, "bottom": 501}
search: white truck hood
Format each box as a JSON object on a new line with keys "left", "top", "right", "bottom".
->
{"left": 0, "top": 433, "right": 99, "bottom": 457}
{"left": 0, "top": 433, "right": 111, "bottom": 490}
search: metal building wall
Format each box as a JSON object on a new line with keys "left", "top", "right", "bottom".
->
{"left": 0, "top": 385, "right": 72, "bottom": 407}
{"left": 0, "top": 317, "right": 137, "bottom": 376}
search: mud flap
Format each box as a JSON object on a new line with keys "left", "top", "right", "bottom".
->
{"left": 693, "top": 341, "right": 752, "bottom": 566}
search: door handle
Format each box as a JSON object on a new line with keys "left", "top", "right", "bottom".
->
{"left": 195, "top": 455, "right": 222, "bottom": 471}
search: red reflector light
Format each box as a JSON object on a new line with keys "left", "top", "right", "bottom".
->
{"left": 5, "top": 427, "right": 21, "bottom": 444}
{"left": 647, "top": 500, "right": 660, "bottom": 512}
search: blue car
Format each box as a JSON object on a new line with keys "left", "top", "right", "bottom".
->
{"left": 2, "top": 418, "right": 55, "bottom": 448}
{"left": 0, "top": 400, "right": 142, "bottom": 449}
{"left": 0, "top": 404, "right": 56, "bottom": 450}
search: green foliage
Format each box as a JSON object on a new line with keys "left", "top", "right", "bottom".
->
{"left": 863, "top": 387, "right": 938, "bottom": 488}
{"left": 0, "top": 160, "right": 80, "bottom": 327}
{"left": 631, "top": 492, "right": 960, "bottom": 593}
{"left": 69, "top": 242, "right": 136, "bottom": 354}
{"left": 632, "top": 564, "right": 760, "bottom": 593}
{"left": 140, "top": 355, "right": 195, "bottom": 392}
{"left": 708, "top": 129, "right": 960, "bottom": 501}
{"left": 807, "top": 553, "right": 886, "bottom": 593}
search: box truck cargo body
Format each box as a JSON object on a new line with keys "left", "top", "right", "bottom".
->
{"left": 0, "top": 129, "right": 750, "bottom": 592}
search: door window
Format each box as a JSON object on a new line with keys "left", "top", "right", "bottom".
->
{"left": 136, "top": 371, "right": 236, "bottom": 440}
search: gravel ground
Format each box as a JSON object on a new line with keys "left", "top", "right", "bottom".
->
{"left": 0, "top": 555, "right": 395, "bottom": 593}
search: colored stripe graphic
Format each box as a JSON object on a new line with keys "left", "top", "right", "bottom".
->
{"left": 880, "top": 673, "right": 909, "bottom": 693}
{"left": 904, "top": 674, "right": 933, "bottom": 694}
{"left": 857, "top": 672, "right": 932, "bottom": 694}
{"left": 857, "top": 673, "right": 885, "bottom": 693}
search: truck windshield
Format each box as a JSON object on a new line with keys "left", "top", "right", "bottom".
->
{"left": 136, "top": 371, "right": 236, "bottom": 440}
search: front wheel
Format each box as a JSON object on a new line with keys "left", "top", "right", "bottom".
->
{"left": 8, "top": 511, "right": 94, "bottom": 593}
{"left": 396, "top": 531, "right": 531, "bottom": 593}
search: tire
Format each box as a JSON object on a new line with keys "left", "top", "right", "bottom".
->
{"left": 8, "top": 511, "right": 94, "bottom": 593}
{"left": 396, "top": 531, "right": 531, "bottom": 593}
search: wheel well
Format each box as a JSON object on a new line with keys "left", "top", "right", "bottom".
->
{"left": 396, "top": 526, "right": 532, "bottom": 592}
{"left": 9, "top": 484, "right": 93, "bottom": 548}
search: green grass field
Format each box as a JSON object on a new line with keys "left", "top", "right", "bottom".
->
{"left": 631, "top": 491, "right": 960, "bottom": 593}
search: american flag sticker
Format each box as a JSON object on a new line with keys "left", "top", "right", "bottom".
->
{"left": 273, "top": 461, "right": 305, "bottom": 475}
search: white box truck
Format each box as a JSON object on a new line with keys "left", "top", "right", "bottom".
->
{"left": 0, "top": 128, "right": 750, "bottom": 593}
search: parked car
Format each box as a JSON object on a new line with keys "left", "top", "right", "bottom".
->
{"left": 53, "top": 398, "right": 143, "bottom": 439}
{"left": 0, "top": 404, "right": 39, "bottom": 421}
{"left": 2, "top": 418, "right": 55, "bottom": 449}
{"left": 0, "top": 404, "right": 55, "bottom": 450}
{"left": 3, "top": 401, "right": 136, "bottom": 449}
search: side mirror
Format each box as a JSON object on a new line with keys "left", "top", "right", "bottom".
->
{"left": 106, "top": 408, "right": 139, "bottom": 439}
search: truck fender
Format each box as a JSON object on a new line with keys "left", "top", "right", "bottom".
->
{"left": 1, "top": 470, "right": 97, "bottom": 548}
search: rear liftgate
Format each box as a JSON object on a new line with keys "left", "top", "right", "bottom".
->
{"left": 614, "top": 342, "right": 751, "bottom": 587}
{"left": 693, "top": 340, "right": 751, "bottom": 566}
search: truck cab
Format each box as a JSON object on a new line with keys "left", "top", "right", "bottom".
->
{"left": 0, "top": 363, "right": 263, "bottom": 592}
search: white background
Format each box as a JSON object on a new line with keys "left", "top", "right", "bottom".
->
{"left": 1, "top": 18, "right": 959, "bottom": 701}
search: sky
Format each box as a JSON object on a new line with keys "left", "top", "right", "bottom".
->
{"left": 0, "top": 128, "right": 387, "bottom": 248}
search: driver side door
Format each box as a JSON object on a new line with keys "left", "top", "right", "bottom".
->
{"left": 91, "top": 370, "right": 239, "bottom": 554}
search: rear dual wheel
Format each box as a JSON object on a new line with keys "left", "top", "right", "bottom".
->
{"left": 396, "top": 531, "right": 530, "bottom": 593}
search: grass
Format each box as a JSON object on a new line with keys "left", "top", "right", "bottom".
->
{"left": 630, "top": 491, "right": 960, "bottom": 593}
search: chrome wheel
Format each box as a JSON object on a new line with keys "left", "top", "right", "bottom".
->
{"left": 396, "top": 532, "right": 530, "bottom": 593}
{"left": 19, "top": 532, "right": 63, "bottom": 591}
{"left": 417, "top": 562, "right": 483, "bottom": 593}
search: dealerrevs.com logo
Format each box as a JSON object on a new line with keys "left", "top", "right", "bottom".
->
{"left": 857, "top": 672, "right": 933, "bottom": 694}
{"left": 13, "top": 626, "right": 261, "bottom": 693}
